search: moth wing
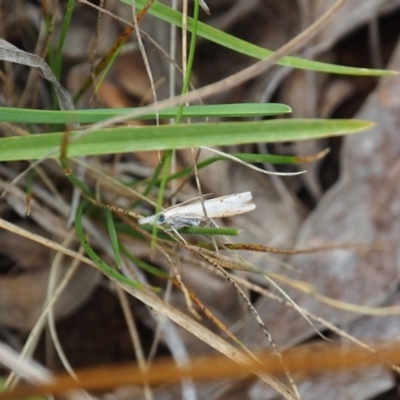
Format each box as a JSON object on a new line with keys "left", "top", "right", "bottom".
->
{"left": 162, "top": 193, "right": 213, "bottom": 213}
{"left": 204, "top": 192, "right": 255, "bottom": 218}
{"left": 162, "top": 202, "right": 208, "bottom": 220}
{"left": 172, "top": 192, "right": 255, "bottom": 219}
{"left": 138, "top": 194, "right": 214, "bottom": 225}
{"left": 161, "top": 192, "right": 255, "bottom": 220}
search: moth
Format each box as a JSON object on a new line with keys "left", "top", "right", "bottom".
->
{"left": 139, "top": 192, "right": 256, "bottom": 231}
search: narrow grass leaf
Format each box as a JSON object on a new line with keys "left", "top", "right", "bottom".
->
{"left": 0, "top": 119, "right": 374, "bottom": 161}
{"left": 142, "top": 150, "right": 329, "bottom": 187}
{"left": 104, "top": 209, "right": 122, "bottom": 269}
{"left": 0, "top": 104, "right": 291, "bottom": 124}
{"left": 125, "top": 0, "right": 396, "bottom": 76}
{"left": 74, "top": 201, "right": 146, "bottom": 290}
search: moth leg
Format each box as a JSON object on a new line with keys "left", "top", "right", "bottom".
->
{"left": 202, "top": 218, "right": 220, "bottom": 253}
{"left": 170, "top": 226, "right": 189, "bottom": 247}
{"left": 208, "top": 219, "right": 219, "bottom": 228}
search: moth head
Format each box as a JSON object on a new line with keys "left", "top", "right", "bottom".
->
{"left": 138, "top": 213, "right": 166, "bottom": 226}
{"left": 157, "top": 213, "right": 166, "bottom": 224}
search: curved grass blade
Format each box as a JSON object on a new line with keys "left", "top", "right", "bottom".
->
{"left": 126, "top": 0, "right": 396, "bottom": 77}
{"left": 122, "top": 248, "right": 168, "bottom": 278}
{"left": 141, "top": 149, "right": 329, "bottom": 187}
{"left": 74, "top": 201, "right": 148, "bottom": 290}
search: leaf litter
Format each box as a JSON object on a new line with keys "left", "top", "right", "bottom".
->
{"left": 1, "top": 1, "right": 400, "bottom": 400}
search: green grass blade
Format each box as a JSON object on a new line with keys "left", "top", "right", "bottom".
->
{"left": 144, "top": 151, "right": 328, "bottom": 187}
{"left": 180, "top": 226, "right": 240, "bottom": 236}
{"left": 104, "top": 209, "right": 122, "bottom": 269}
{"left": 121, "top": 246, "right": 168, "bottom": 278}
{"left": 0, "top": 104, "right": 291, "bottom": 124}
{"left": 0, "top": 119, "right": 374, "bottom": 161}
{"left": 54, "top": 0, "right": 75, "bottom": 80}
{"left": 74, "top": 201, "right": 147, "bottom": 290}
{"left": 126, "top": 0, "right": 396, "bottom": 76}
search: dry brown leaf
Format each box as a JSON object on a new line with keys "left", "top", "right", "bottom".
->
{"left": 114, "top": 51, "right": 152, "bottom": 101}
{"left": 96, "top": 81, "right": 136, "bottom": 108}
{"left": 0, "top": 224, "right": 100, "bottom": 330}
{"left": 245, "top": 29, "right": 400, "bottom": 400}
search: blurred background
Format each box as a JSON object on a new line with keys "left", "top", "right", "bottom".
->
{"left": 1, "top": 1, "right": 400, "bottom": 399}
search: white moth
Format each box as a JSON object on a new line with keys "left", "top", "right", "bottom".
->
{"left": 139, "top": 191, "right": 256, "bottom": 229}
